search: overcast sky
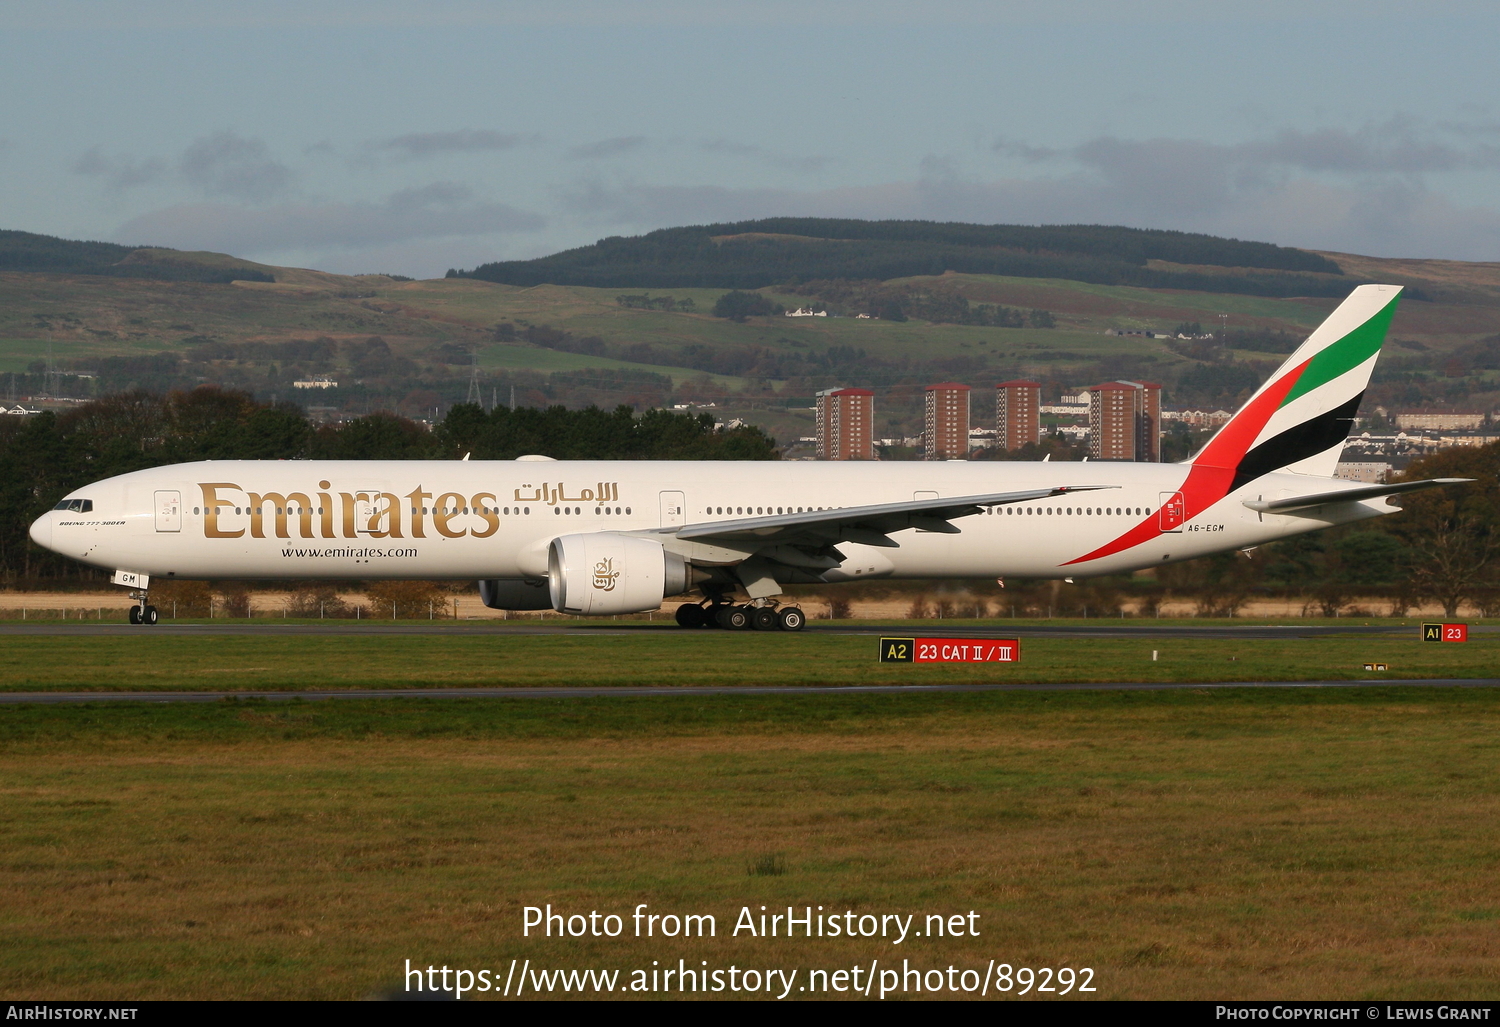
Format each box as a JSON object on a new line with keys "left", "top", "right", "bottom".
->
{"left": 5, "top": 0, "right": 1500, "bottom": 277}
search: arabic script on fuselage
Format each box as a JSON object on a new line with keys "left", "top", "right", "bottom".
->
{"left": 512, "top": 482, "right": 620, "bottom": 505}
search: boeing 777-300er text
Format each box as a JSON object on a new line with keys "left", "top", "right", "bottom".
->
{"left": 29, "top": 283, "right": 1467, "bottom": 630}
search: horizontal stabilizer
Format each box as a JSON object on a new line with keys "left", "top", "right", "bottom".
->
{"left": 1242, "top": 477, "right": 1471, "bottom": 514}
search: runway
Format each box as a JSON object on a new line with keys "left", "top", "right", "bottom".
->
{"left": 4, "top": 679, "right": 1498, "bottom": 704}
{"left": 0, "top": 621, "right": 1466, "bottom": 640}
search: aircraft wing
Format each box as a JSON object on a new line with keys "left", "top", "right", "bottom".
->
{"left": 662, "top": 484, "right": 1119, "bottom": 552}
{"left": 1242, "top": 477, "right": 1472, "bottom": 515}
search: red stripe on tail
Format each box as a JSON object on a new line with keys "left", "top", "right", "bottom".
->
{"left": 1061, "top": 359, "right": 1308, "bottom": 567}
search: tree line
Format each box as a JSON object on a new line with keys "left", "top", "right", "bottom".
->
{"left": 0, "top": 387, "right": 777, "bottom": 583}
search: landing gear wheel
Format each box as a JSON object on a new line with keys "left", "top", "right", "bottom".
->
{"left": 715, "top": 605, "right": 750, "bottom": 630}
{"left": 128, "top": 606, "right": 141, "bottom": 625}
{"left": 777, "top": 606, "right": 805, "bottom": 632}
{"left": 750, "top": 607, "right": 779, "bottom": 631}
{"left": 144, "top": 605, "right": 159, "bottom": 625}
{"left": 675, "top": 603, "right": 706, "bottom": 628}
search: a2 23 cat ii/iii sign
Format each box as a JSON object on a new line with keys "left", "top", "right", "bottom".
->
{"left": 879, "top": 637, "right": 1020, "bottom": 663}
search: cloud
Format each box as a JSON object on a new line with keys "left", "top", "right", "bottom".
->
{"left": 1004, "top": 118, "right": 1500, "bottom": 180}
{"left": 560, "top": 135, "right": 831, "bottom": 172}
{"left": 114, "top": 183, "right": 546, "bottom": 255}
{"left": 375, "top": 129, "right": 538, "bottom": 160}
{"left": 13, "top": 0, "right": 1470, "bottom": 31}
{"left": 179, "top": 131, "right": 294, "bottom": 202}
{"left": 697, "top": 138, "right": 831, "bottom": 174}
{"left": 72, "top": 146, "right": 169, "bottom": 189}
{"left": 565, "top": 136, "right": 650, "bottom": 160}
{"left": 992, "top": 138, "right": 1062, "bottom": 164}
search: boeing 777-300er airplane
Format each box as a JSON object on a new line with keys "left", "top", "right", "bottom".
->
{"left": 29, "top": 283, "right": 1467, "bottom": 630}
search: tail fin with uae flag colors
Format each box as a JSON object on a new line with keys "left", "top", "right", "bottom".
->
{"left": 1062, "top": 284, "right": 1402, "bottom": 568}
{"left": 1186, "top": 283, "right": 1401, "bottom": 488}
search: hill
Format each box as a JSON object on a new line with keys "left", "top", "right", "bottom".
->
{"left": 2, "top": 223, "right": 1498, "bottom": 449}
{"left": 450, "top": 218, "right": 1357, "bottom": 298}
{"left": 0, "top": 229, "right": 275, "bottom": 284}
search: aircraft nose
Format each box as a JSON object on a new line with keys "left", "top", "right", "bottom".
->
{"left": 29, "top": 511, "right": 53, "bottom": 551}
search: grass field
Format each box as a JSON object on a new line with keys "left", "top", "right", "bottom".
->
{"left": 4, "top": 681, "right": 1500, "bottom": 1000}
{"left": 0, "top": 626, "right": 1495, "bottom": 692}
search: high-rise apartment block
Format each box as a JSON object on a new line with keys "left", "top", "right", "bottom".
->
{"left": 1088, "top": 380, "right": 1161, "bottom": 461}
{"left": 923, "top": 383, "right": 971, "bottom": 460}
{"left": 995, "top": 379, "right": 1041, "bottom": 451}
{"left": 815, "top": 387, "right": 875, "bottom": 460}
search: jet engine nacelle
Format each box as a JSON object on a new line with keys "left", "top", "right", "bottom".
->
{"left": 548, "top": 533, "right": 691, "bottom": 615}
{"left": 477, "top": 578, "right": 553, "bottom": 611}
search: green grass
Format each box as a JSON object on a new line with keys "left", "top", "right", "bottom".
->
{"left": 0, "top": 335, "right": 178, "bottom": 373}
{"left": 479, "top": 340, "right": 747, "bottom": 388}
{"left": 944, "top": 273, "right": 1336, "bottom": 324}
{"left": 5, "top": 686, "right": 1500, "bottom": 999}
{"left": 0, "top": 628, "right": 1493, "bottom": 692}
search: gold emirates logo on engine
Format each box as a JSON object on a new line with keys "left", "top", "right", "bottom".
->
{"left": 196, "top": 479, "right": 620, "bottom": 540}
{"left": 591, "top": 557, "right": 619, "bottom": 591}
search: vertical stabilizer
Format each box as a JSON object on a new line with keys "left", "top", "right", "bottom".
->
{"left": 1187, "top": 283, "right": 1401, "bottom": 488}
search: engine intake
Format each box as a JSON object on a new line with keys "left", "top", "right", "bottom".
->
{"left": 548, "top": 533, "right": 691, "bottom": 616}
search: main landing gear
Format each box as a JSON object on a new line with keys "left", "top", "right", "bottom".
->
{"left": 127, "top": 590, "right": 159, "bottom": 626}
{"left": 674, "top": 600, "right": 805, "bottom": 632}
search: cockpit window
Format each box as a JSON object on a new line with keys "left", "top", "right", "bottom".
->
{"left": 52, "top": 499, "right": 92, "bottom": 512}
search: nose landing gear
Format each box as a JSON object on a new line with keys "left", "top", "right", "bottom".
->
{"left": 127, "top": 591, "right": 159, "bottom": 626}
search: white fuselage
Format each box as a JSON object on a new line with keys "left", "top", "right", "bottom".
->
{"left": 30, "top": 459, "right": 1391, "bottom": 584}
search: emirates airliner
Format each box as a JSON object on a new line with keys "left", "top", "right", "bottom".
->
{"left": 29, "top": 284, "right": 1462, "bottom": 630}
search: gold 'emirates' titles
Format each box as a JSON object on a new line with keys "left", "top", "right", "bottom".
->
{"left": 197, "top": 480, "right": 622, "bottom": 540}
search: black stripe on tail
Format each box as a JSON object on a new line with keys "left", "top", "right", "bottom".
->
{"left": 1230, "top": 393, "right": 1362, "bottom": 492}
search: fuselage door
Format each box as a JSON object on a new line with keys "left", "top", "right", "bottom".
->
{"left": 154, "top": 490, "right": 181, "bottom": 532}
{"left": 353, "top": 489, "right": 383, "bottom": 535}
{"left": 1159, "top": 491, "right": 1185, "bottom": 532}
{"left": 659, "top": 491, "right": 686, "bottom": 528}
